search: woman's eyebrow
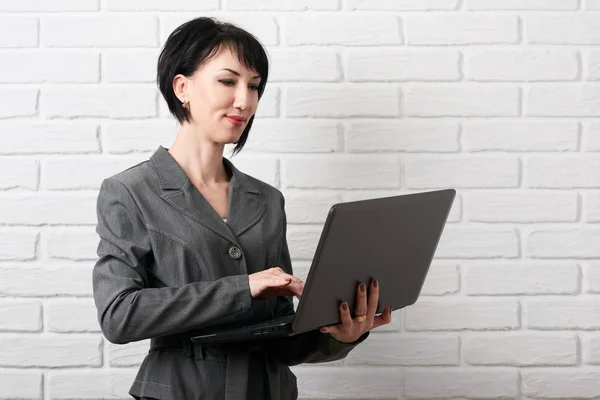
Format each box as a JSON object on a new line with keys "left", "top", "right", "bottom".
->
{"left": 218, "top": 68, "right": 261, "bottom": 80}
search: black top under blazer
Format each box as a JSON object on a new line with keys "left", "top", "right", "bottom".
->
{"left": 92, "top": 146, "right": 368, "bottom": 400}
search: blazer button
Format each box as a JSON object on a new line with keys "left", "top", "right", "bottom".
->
{"left": 228, "top": 245, "right": 242, "bottom": 260}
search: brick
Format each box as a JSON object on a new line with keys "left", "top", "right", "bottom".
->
{"left": 287, "top": 225, "right": 323, "bottom": 260}
{"left": 284, "top": 156, "right": 400, "bottom": 189}
{"left": 527, "top": 156, "right": 600, "bottom": 188}
{"left": 108, "top": 340, "right": 149, "bottom": 367}
{"left": 0, "top": 194, "right": 96, "bottom": 225}
{"left": 526, "top": 298, "right": 600, "bottom": 329}
{"left": 585, "top": 51, "right": 600, "bottom": 80}
{"left": 527, "top": 15, "right": 600, "bottom": 44}
{"left": 293, "top": 366, "right": 400, "bottom": 398}
{"left": 287, "top": 87, "right": 400, "bottom": 117}
{"left": 46, "top": 299, "right": 100, "bottom": 333}
{"left": 407, "top": 85, "right": 519, "bottom": 117}
{"left": 0, "top": 0, "right": 98, "bottom": 11}
{"left": 49, "top": 370, "right": 137, "bottom": 399}
{"left": 404, "top": 369, "right": 518, "bottom": 398}
{"left": 285, "top": 15, "right": 401, "bottom": 46}
{"left": 0, "top": 300, "right": 41, "bottom": 332}
{"left": 465, "top": 333, "right": 577, "bottom": 366}
{"left": 587, "top": 0, "right": 600, "bottom": 8}
{"left": 0, "top": 88, "right": 37, "bottom": 118}
{"left": 589, "top": 265, "right": 600, "bottom": 293}
{"left": 0, "top": 231, "right": 37, "bottom": 260}
{"left": 107, "top": 0, "right": 217, "bottom": 10}
{"left": 269, "top": 50, "right": 341, "bottom": 82}
{"left": 0, "top": 335, "right": 101, "bottom": 367}
{"left": 467, "top": 50, "right": 578, "bottom": 81}
{"left": 581, "top": 334, "right": 600, "bottom": 364}
{"left": 348, "top": 50, "right": 460, "bottom": 81}
{"left": 254, "top": 87, "right": 279, "bottom": 118}
{"left": 528, "top": 229, "right": 600, "bottom": 259}
{"left": 163, "top": 15, "right": 278, "bottom": 46}
{"left": 405, "top": 299, "right": 519, "bottom": 331}
{"left": 104, "top": 120, "right": 176, "bottom": 153}
{"left": 522, "top": 370, "right": 600, "bottom": 398}
{"left": 421, "top": 264, "right": 460, "bottom": 295}
{"left": 0, "top": 51, "right": 99, "bottom": 83}
{"left": 463, "top": 120, "right": 579, "bottom": 152}
{"left": 228, "top": 156, "right": 278, "bottom": 187}
{"left": 406, "top": 15, "right": 518, "bottom": 45}
{"left": 466, "top": 0, "right": 578, "bottom": 9}
{"left": 345, "top": 334, "right": 459, "bottom": 366}
{"left": 346, "top": 120, "right": 459, "bottom": 153}
{"left": 43, "top": 16, "right": 157, "bottom": 47}
{"left": 405, "top": 157, "right": 520, "bottom": 189}
{"left": 465, "top": 192, "right": 578, "bottom": 222}
{"left": 466, "top": 263, "right": 579, "bottom": 295}
{"left": 527, "top": 85, "right": 600, "bottom": 117}
{"left": 585, "top": 193, "right": 600, "bottom": 222}
{"left": 243, "top": 120, "right": 340, "bottom": 153}
{"left": 227, "top": 0, "right": 339, "bottom": 10}
{"left": 341, "top": 190, "right": 461, "bottom": 223}
{"left": 282, "top": 191, "right": 342, "bottom": 224}
{"left": 585, "top": 122, "right": 600, "bottom": 151}
{"left": 0, "top": 158, "right": 38, "bottom": 189}
{"left": 42, "top": 86, "right": 157, "bottom": 118}
{"left": 0, "top": 371, "right": 42, "bottom": 399}
{"left": 0, "top": 122, "right": 99, "bottom": 154}
{"left": 45, "top": 155, "right": 148, "bottom": 190}
{"left": 47, "top": 229, "right": 99, "bottom": 260}
{"left": 103, "top": 50, "right": 159, "bottom": 83}
{"left": 0, "top": 17, "right": 37, "bottom": 47}
{"left": 347, "top": 0, "right": 457, "bottom": 10}
{"left": 0, "top": 264, "right": 93, "bottom": 296}
{"left": 436, "top": 228, "right": 519, "bottom": 258}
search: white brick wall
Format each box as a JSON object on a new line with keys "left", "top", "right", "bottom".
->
{"left": 0, "top": 1, "right": 599, "bottom": 399}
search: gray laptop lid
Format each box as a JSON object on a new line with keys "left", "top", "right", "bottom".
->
{"left": 292, "top": 189, "right": 455, "bottom": 334}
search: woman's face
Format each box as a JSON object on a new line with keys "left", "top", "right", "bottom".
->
{"left": 174, "top": 45, "right": 261, "bottom": 144}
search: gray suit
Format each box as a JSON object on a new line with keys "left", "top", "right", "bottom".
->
{"left": 93, "top": 146, "right": 368, "bottom": 400}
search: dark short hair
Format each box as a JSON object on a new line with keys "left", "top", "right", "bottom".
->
{"left": 157, "top": 17, "right": 269, "bottom": 156}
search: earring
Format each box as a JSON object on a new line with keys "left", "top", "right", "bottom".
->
{"left": 182, "top": 100, "right": 189, "bottom": 109}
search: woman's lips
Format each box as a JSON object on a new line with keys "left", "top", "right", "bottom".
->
{"left": 226, "top": 116, "right": 244, "bottom": 127}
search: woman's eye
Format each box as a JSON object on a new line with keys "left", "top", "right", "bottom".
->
{"left": 219, "top": 80, "right": 259, "bottom": 91}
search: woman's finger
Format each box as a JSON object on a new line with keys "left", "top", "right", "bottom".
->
{"left": 355, "top": 282, "right": 368, "bottom": 321}
{"left": 366, "top": 279, "right": 380, "bottom": 322}
{"left": 373, "top": 306, "right": 393, "bottom": 329}
{"left": 320, "top": 323, "right": 340, "bottom": 335}
{"left": 340, "top": 302, "right": 353, "bottom": 328}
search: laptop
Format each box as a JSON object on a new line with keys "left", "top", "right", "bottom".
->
{"left": 191, "top": 188, "right": 456, "bottom": 345}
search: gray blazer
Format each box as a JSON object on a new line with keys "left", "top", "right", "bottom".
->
{"left": 93, "top": 146, "right": 367, "bottom": 400}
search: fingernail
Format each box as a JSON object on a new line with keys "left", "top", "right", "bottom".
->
{"left": 373, "top": 280, "right": 378, "bottom": 288}
{"left": 320, "top": 328, "right": 326, "bottom": 333}
{"left": 341, "top": 302, "right": 348, "bottom": 311}
{"left": 359, "top": 283, "right": 366, "bottom": 292}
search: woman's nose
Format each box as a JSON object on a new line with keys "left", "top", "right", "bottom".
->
{"left": 233, "top": 88, "right": 250, "bottom": 110}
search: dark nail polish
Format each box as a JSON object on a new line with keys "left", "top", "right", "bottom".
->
{"left": 342, "top": 303, "right": 348, "bottom": 311}
{"left": 359, "top": 283, "right": 366, "bottom": 292}
{"left": 373, "top": 280, "right": 378, "bottom": 288}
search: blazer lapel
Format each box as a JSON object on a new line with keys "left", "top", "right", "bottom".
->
{"left": 150, "top": 146, "right": 265, "bottom": 244}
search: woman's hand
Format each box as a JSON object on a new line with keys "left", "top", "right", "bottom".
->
{"left": 319, "top": 279, "right": 392, "bottom": 343}
{"left": 248, "top": 267, "right": 304, "bottom": 300}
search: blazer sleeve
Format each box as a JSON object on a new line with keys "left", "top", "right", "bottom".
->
{"left": 267, "top": 195, "right": 369, "bottom": 366}
{"left": 93, "top": 177, "right": 255, "bottom": 345}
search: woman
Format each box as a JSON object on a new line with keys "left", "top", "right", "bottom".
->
{"left": 92, "top": 17, "right": 392, "bottom": 400}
